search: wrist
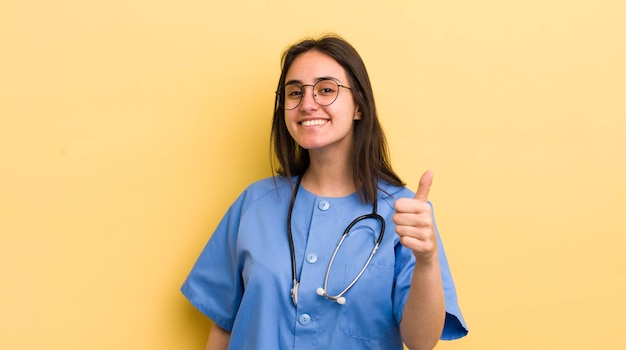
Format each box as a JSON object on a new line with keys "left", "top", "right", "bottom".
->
{"left": 412, "top": 252, "right": 439, "bottom": 270}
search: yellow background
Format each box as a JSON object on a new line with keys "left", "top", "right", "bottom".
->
{"left": 1, "top": 0, "right": 625, "bottom": 349}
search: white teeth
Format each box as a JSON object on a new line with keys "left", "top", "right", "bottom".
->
{"left": 301, "top": 119, "right": 327, "bottom": 126}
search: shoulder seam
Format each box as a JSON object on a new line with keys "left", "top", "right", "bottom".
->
{"left": 240, "top": 177, "right": 291, "bottom": 217}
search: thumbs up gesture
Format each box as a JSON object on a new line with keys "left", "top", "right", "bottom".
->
{"left": 393, "top": 170, "right": 438, "bottom": 262}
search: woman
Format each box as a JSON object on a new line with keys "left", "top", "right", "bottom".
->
{"left": 181, "top": 34, "right": 468, "bottom": 349}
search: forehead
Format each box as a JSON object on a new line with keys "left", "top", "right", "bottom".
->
{"left": 285, "top": 50, "right": 348, "bottom": 83}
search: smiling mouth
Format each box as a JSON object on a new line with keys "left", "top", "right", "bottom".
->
{"left": 300, "top": 119, "right": 328, "bottom": 127}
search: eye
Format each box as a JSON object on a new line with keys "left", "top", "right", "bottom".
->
{"left": 315, "top": 81, "right": 338, "bottom": 96}
{"left": 284, "top": 84, "right": 303, "bottom": 99}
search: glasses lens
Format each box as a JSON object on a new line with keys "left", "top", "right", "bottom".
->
{"left": 314, "top": 80, "right": 339, "bottom": 106}
{"left": 282, "top": 84, "right": 302, "bottom": 110}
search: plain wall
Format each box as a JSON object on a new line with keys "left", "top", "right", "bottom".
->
{"left": 1, "top": 0, "right": 625, "bottom": 349}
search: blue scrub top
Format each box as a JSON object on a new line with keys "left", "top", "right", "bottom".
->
{"left": 182, "top": 176, "right": 467, "bottom": 349}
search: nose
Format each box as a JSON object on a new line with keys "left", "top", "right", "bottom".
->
{"left": 299, "top": 85, "right": 319, "bottom": 111}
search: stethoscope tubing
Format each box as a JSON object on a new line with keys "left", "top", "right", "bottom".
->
{"left": 287, "top": 176, "right": 385, "bottom": 307}
{"left": 287, "top": 178, "right": 300, "bottom": 307}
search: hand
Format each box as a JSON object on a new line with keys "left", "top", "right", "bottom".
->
{"left": 393, "top": 170, "right": 438, "bottom": 262}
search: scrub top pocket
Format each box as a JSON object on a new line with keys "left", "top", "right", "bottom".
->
{"left": 338, "top": 264, "right": 395, "bottom": 340}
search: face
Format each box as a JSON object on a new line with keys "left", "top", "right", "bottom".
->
{"left": 283, "top": 50, "right": 361, "bottom": 154}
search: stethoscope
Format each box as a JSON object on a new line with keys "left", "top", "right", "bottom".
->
{"left": 287, "top": 176, "right": 385, "bottom": 307}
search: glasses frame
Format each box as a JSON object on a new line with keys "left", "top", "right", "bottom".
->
{"left": 276, "top": 79, "right": 352, "bottom": 110}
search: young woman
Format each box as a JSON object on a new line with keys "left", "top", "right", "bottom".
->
{"left": 182, "top": 35, "right": 468, "bottom": 350}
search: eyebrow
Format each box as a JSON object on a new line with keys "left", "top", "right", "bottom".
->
{"left": 285, "top": 76, "right": 341, "bottom": 85}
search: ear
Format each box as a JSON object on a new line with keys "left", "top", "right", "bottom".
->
{"left": 354, "top": 107, "right": 362, "bottom": 120}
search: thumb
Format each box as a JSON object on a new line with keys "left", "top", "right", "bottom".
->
{"left": 414, "top": 170, "right": 433, "bottom": 201}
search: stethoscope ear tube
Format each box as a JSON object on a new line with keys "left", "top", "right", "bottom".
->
{"left": 288, "top": 176, "right": 385, "bottom": 307}
{"left": 317, "top": 213, "right": 385, "bottom": 305}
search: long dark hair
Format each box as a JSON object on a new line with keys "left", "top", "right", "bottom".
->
{"left": 270, "top": 34, "right": 404, "bottom": 203}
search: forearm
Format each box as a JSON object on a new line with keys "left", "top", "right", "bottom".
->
{"left": 205, "top": 323, "right": 230, "bottom": 350}
{"left": 400, "top": 256, "right": 445, "bottom": 350}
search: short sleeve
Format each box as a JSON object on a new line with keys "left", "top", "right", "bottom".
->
{"left": 180, "top": 194, "right": 246, "bottom": 331}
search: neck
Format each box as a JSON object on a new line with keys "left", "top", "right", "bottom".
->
{"left": 301, "top": 151, "right": 355, "bottom": 197}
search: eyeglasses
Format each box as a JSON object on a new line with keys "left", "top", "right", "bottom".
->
{"left": 276, "top": 79, "right": 352, "bottom": 110}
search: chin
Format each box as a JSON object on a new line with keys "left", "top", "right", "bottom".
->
{"left": 294, "top": 139, "right": 326, "bottom": 150}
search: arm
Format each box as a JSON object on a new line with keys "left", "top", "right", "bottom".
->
{"left": 399, "top": 255, "right": 445, "bottom": 350}
{"left": 205, "top": 323, "right": 231, "bottom": 350}
{"left": 393, "top": 171, "right": 446, "bottom": 350}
